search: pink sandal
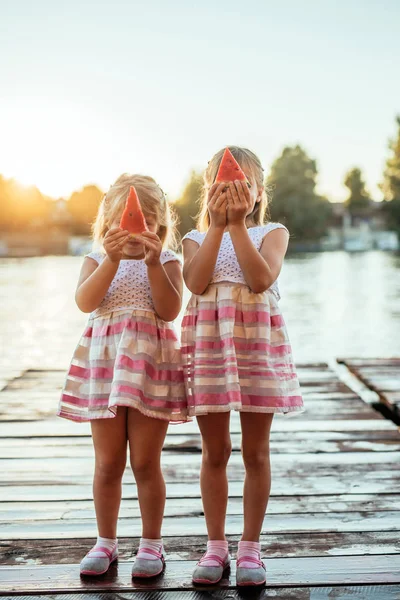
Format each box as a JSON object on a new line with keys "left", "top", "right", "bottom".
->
{"left": 192, "top": 553, "right": 231, "bottom": 585}
{"left": 236, "top": 555, "right": 266, "bottom": 586}
{"left": 131, "top": 546, "right": 165, "bottom": 578}
{"left": 80, "top": 545, "right": 118, "bottom": 576}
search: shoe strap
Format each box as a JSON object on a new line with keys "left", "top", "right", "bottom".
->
{"left": 137, "top": 547, "right": 162, "bottom": 559}
{"left": 198, "top": 553, "right": 227, "bottom": 567}
{"left": 237, "top": 556, "right": 265, "bottom": 569}
{"left": 87, "top": 546, "right": 114, "bottom": 560}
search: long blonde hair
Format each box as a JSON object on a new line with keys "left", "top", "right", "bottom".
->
{"left": 198, "top": 146, "right": 269, "bottom": 231}
{"left": 92, "top": 174, "right": 178, "bottom": 249}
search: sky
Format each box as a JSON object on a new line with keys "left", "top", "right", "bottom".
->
{"left": 1, "top": 0, "right": 399, "bottom": 202}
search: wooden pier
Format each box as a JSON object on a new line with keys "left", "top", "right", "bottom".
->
{"left": 338, "top": 358, "right": 400, "bottom": 423}
{"left": 0, "top": 363, "right": 400, "bottom": 598}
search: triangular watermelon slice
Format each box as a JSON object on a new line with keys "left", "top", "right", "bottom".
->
{"left": 119, "top": 186, "right": 148, "bottom": 234}
{"left": 215, "top": 148, "right": 247, "bottom": 183}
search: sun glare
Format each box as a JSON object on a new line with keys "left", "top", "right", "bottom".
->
{"left": 0, "top": 97, "right": 104, "bottom": 199}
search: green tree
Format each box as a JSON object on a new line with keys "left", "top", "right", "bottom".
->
{"left": 344, "top": 168, "right": 371, "bottom": 216}
{"left": 267, "top": 145, "right": 332, "bottom": 241}
{"left": 174, "top": 170, "right": 203, "bottom": 238}
{"left": 381, "top": 115, "right": 400, "bottom": 237}
{"left": 67, "top": 184, "right": 103, "bottom": 235}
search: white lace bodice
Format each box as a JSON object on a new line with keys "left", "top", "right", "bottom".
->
{"left": 85, "top": 250, "right": 181, "bottom": 317}
{"left": 182, "top": 223, "right": 288, "bottom": 299}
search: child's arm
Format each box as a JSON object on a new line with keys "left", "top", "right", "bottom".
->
{"left": 230, "top": 224, "right": 289, "bottom": 293}
{"left": 227, "top": 181, "right": 289, "bottom": 293}
{"left": 135, "top": 231, "right": 182, "bottom": 321}
{"left": 75, "top": 228, "right": 129, "bottom": 313}
{"left": 148, "top": 261, "right": 182, "bottom": 321}
{"left": 182, "top": 182, "right": 227, "bottom": 295}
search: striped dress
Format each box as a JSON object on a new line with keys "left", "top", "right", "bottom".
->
{"left": 181, "top": 223, "right": 303, "bottom": 417}
{"left": 58, "top": 250, "right": 187, "bottom": 423}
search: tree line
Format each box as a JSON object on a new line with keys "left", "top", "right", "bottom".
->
{"left": 175, "top": 116, "right": 400, "bottom": 242}
{"left": 1, "top": 116, "right": 399, "bottom": 242}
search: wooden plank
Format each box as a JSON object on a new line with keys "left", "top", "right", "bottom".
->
{"left": 1, "top": 493, "right": 399, "bottom": 521}
{"left": 2, "top": 531, "right": 400, "bottom": 566}
{"left": 2, "top": 437, "right": 400, "bottom": 458}
{"left": 1, "top": 510, "right": 400, "bottom": 540}
{"left": 4, "top": 588, "right": 400, "bottom": 600}
{"left": 1, "top": 555, "right": 400, "bottom": 593}
{"left": 2, "top": 434, "right": 400, "bottom": 457}
{"left": 338, "top": 358, "right": 400, "bottom": 420}
{"left": 337, "top": 358, "right": 400, "bottom": 368}
{"left": 2, "top": 472, "right": 400, "bottom": 502}
{"left": 0, "top": 417, "right": 396, "bottom": 438}
{"left": 5, "top": 588, "right": 400, "bottom": 599}
{"left": 1, "top": 451, "right": 398, "bottom": 484}
{"left": 1, "top": 397, "right": 382, "bottom": 423}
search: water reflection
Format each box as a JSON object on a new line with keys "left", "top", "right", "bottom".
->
{"left": 0, "top": 251, "right": 399, "bottom": 371}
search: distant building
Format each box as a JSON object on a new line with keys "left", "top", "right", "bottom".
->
{"left": 323, "top": 202, "right": 398, "bottom": 252}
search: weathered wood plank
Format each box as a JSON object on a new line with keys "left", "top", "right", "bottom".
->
{"left": 1, "top": 451, "right": 398, "bottom": 486}
{"left": 1, "top": 555, "right": 399, "bottom": 593}
{"left": 0, "top": 417, "right": 395, "bottom": 438}
{"left": 3, "top": 590, "right": 400, "bottom": 600}
{"left": 337, "top": 358, "right": 400, "bottom": 368}
{"left": 2, "top": 434, "right": 400, "bottom": 457}
{"left": 4, "top": 588, "right": 400, "bottom": 599}
{"left": 1, "top": 510, "right": 400, "bottom": 540}
{"left": 2, "top": 473, "right": 399, "bottom": 502}
{"left": 2, "top": 532, "right": 400, "bottom": 566}
{"left": 4, "top": 509, "right": 400, "bottom": 539}
{"left": 1, "top": 493, "right": 399, "bottom": 521}
{"left": 0, "top": 398, "right": 380, "bottom": 423}
{"left": 338, "top": 358, "right": 400, "bottom": 420}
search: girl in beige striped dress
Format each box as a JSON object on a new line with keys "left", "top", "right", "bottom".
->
{"left": 181, "top": 147, "right": 303, "bottom": 587}
{"left": 58, "top": 174, "right": 186, "bottom": 579}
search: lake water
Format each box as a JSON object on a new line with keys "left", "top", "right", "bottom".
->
{"left": 0, "top": 251, "right": 399, "bottom": 372}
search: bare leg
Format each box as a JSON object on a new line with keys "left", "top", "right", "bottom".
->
{"left": 240, "top": 412, "right": 274, "bottom": 541}
{"left": 127, "top": 409, "right": 169, "bottom": 539}
{"left": 91, "top": 407, "right": 128, "bottom": 539}
{"left": 197, "top": 412, "right": 232, "bottom": 540}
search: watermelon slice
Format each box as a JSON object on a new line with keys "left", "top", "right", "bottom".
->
{"left": 119, "top": 186, "right": 148, "bottom": 234}
{"left": 215, "top": 148, "right": 247, "bottom": 183}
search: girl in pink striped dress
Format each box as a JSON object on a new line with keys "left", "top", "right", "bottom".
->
{"left": 181, "top": 147, "right": 303, "bottom": 587}
{"left": 58, "top": 174, "right": 186, "bottom": 579}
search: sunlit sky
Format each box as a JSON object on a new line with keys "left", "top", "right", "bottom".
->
{"left": 1, "top": 0, "right": 399, "bottom": 201}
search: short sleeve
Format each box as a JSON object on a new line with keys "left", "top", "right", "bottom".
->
{"left": 261, "top": 222, "right": 289, "bottom": 241}
{"left": 160, "top": 249, "right": 182, "bottom": 265}
{"left": 181, "top": 229, "right": 205, "bottom": 245}
{"left": 85, "top": 251, "right": 105, "bottom": 264}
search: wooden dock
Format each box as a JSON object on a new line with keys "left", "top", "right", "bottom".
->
{"left": 0, "top": 363, "right": 400, "bottom": 598}
{"left": 338, "top": 358, "right": 400, "bottom": 423}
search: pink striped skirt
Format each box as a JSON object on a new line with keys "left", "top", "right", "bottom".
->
{"left": 58, "top": 309, "right": 187, "bottom": 422}
{"left": 181, "top": 283, "right": 303, "bottom": 417}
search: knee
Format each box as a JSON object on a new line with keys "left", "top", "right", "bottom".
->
{"left": 95, "top": 456, "right": 126, "bottom": 483}
{"left": 130, "top": 454, "right": 159, "bottom": 482}
{"left": 203, "top": 441, "right": 232, "bottom": 469}
{"left": 242, "top": 445, "right": 270, "bottom": 472}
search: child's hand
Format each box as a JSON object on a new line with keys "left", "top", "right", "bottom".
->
{"left": 104, "top": 228, "right": 130, "bottom": 263}
{"left": 207, "top": 182, "right": 228, "bottom": 229}
{"left": 134, "top": 231, "right": 163, "bottom": 266}
{"left": 226, "top": 181, "right": 252, "bottom": 225}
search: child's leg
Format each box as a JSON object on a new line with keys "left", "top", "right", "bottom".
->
{"left": 91, "top": 407, "right": 128, "bottom": 538}
{"left": 127, "top": 409, "right": 169, "bottom": 539}
{"left": 240, "top": 412, "right": 274, "bottom": 541}
{"left": 191, "top": 413, "right": 231, "bottom": 584}
{"left": 196, "top": 412, "right": 231, "bottom": 540}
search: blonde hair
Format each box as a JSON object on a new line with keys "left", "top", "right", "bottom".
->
{"left": 197, "top": 146, "right": 269, "bottom": 232}
{"left": 92, "top": 174, "right": 178, "bottom": 250}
